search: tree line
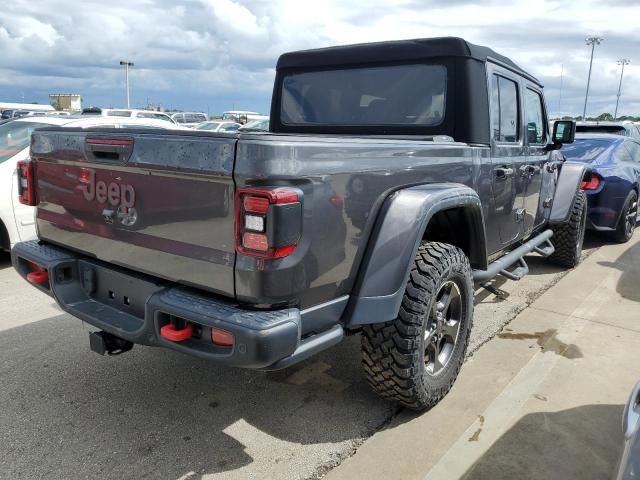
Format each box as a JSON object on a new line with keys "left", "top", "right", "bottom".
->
{"left": 557, "top": 113, "right": 640, "bottom": 122}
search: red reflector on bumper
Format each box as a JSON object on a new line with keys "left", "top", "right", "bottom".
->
{"left": 27, "top": 271, "right": 48, "bottom": 284}
{"left": 211, "top": 328, "right": 234, "bottom": 347}
{"left": 160, "top": 323, "right": 193, "bottom": 342}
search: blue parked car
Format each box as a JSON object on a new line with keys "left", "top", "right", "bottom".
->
{"left": 561, "top": 134, "right": 640, "bottom": 243}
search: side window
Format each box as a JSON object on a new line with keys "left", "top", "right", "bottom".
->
{"left": 623, "top": 141, "right": 640, "bottom": 163}
{"left": 525, "top": 89, "right": 545, "bottom": 144}
{"left": 491, "top": 74, "right": 520, "bottom": 143}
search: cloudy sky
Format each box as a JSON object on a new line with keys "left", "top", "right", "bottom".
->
{"left": 1, "top": 0, "right": 638, "bottom": 117}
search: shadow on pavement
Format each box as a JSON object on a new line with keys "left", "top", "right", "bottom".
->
{"left": 0, "top": 314, "right": 393, "bottom": 479}
{"left": 461, "top": 404, "right": 623, "bottom": 480}
{"left": 475, "top": 275, "right": 510, "bottom": 304}
{"left": 598, "top": 237, "right": 640, "bottom": 303}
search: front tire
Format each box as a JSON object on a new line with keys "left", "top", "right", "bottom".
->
{"left": 548, "top": 190, "right": 587, "bottom": 268}
{"left": 611, "top": 190, "right": 637, "bottom": 243}
{"left": 361, "top": 242, "right": 474, "bottom": 411}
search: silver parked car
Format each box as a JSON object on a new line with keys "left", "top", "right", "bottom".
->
{"left": 615, "top": 381, "right": 640, "bottom": 479}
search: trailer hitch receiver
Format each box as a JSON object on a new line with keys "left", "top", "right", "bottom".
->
{"left": 89, "top": 331, "right": 134, "bottom": 356}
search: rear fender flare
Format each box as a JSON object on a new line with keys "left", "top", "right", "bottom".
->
{"left": 345, "top": 183, "right": 486, "bottom": 326}
{"left": 550, "top": 161, "right": 590, "bottom": 224}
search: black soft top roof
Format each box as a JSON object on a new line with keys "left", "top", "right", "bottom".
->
{"left": 277, "top": 36, "right": 540, "bottom": 86}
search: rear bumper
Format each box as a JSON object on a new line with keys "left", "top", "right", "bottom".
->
{"left": 11, "top": 240, "right": 343, "bottom": 369}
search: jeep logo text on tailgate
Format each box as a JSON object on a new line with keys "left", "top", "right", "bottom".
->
{"left": 81, "top": 169, "right": 136, "bottom": 207}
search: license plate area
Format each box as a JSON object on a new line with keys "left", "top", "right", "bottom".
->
{"left": 78, "top": 260, "right": 161, "bottom": 319}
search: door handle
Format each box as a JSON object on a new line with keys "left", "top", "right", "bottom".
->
{"left": 496, "top": 167, "right": 514, "bottom": 179}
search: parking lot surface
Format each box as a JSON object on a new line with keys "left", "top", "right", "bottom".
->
{"left": 0, "top": 236, "right": 601, "bottom": 479}
{"left": 329, "top": 233, "right": 640, "bottom": 480}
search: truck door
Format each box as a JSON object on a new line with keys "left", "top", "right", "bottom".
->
{"left": 522, "top": 86, "right": 550, "bottom": 235}
{"left": 487, "top": 70, "right": 527, "bottom": 246}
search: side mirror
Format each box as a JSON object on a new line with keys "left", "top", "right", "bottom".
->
{"left": 552, "top": 120, "right": 576, "bottom": 145}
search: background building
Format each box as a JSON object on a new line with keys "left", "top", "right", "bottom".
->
{"left": 49, "top": 94, "right": 82, "bottom": 111}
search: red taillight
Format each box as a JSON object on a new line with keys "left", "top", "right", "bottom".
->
{"left": 211, "top": 328, "right": 234, "bottom": 347}
{"left": 17, "top": 160, "right": 36, "bottom": 206}
{"left": 329, "top": 195, "right": 343, "bottom": 208}
{"left": 242, "top": 232, "right": 269, "bottom": 251}
{"left": 236, "top": 187, "right": 301, "bottom": 259}
{"left": 580, "top": 174, "right": 601, "bottom": 190}
{"left": 243, "top": 196, "right": 269, "bottom": 214}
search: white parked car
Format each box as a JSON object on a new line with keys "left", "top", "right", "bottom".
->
{"left": 81, "top": 107, "right": 177, "bottom": 124}
{"left": 194, "top": 121, "right": 242, "bottom": 132}
{"left": 0, "top": 116, "right": 180, "bottom": 251}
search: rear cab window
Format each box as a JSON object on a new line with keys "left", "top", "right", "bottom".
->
{"left": 490, "top": 74, "right": 520, "bottom": 143}
{"left": 280, "top": 64, "right": 447, "bottom": 127}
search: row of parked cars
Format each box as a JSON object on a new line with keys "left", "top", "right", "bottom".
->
{"left": 1, "top": 109, "right": 71, "bottom": 120}
{"left": 2, "top": 107, "right": 271, "bottom": 131}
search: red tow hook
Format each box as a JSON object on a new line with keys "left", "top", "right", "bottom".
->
{"left": 27, "top": 270, "right": 49, "bottom": 285}
{"left": 160, "top": 323, "right": 193, "bottom": 342}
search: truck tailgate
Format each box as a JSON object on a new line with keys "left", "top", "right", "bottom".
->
{"left": 30, "top": 129, "right": 236, "bottom": 296}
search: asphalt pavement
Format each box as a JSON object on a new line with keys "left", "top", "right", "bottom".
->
{"left": 0, "top": 234, "right": 604, "bottom": 479}
{"left": 329, "top": 232, "right": 640, "bottom": 480}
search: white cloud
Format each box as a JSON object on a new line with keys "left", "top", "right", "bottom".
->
{"left": 0, "top": 0, "right": 638, "bottom": 116}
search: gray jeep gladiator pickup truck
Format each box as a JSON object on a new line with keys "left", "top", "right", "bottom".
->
{"left": 12, "top": 37, "right": 587, "bottom": 410}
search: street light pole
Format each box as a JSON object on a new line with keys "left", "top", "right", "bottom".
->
{"left": 119, "top": 61, "right": 134, "bottom": 108}
{"left": 582, "top": 36, "right": 603, "bottom": 120}
{"left": 614, "top": 58, "right": 631, "bottom": 121}
{"left": 558, "top": 63, "right": 564, "bottom": 112}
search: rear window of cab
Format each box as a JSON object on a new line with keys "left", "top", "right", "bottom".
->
{"left": 280, "top": 64, "right": 447, "bottom": 127}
